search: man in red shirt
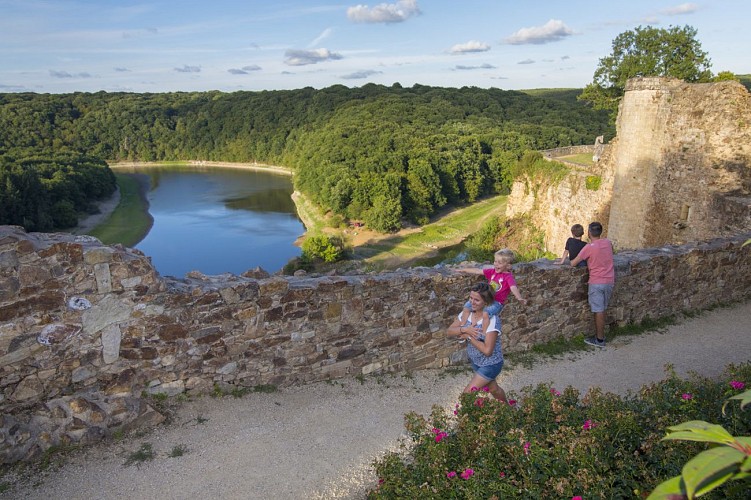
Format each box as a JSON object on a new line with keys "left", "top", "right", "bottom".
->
{"left": 570, "top": 221, "right": 615, "bottom": 348}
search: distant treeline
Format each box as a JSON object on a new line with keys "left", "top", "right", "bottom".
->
{"left": 0, "top": 84, "right": 612, "bottom": 231}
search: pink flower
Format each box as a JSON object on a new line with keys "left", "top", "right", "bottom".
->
{"left": 572, "top": 496, "right": 583, "bottom": 500}
{"left": 453, "top": 410, "right": 458, "bottom": 415}
{"left": 460, "top": 468, "right": 474, "bottom": 479}
{"left": 550, "top": 388, "right": 561, "bottom": 397}
{"left": 508, "top": 399, "right": 517, "bottom": 406}
{"left": 432, "top": 427, "right": 441, "bottom": 434}
{"left": 499, "top": 471, "right": 506, "bottom": 478}
{"left": 682, "top": 393, "right": 693, "bottom": 400}
{"left": 378, "top": 478, "right": 384, "bottom": 485}
{"left": 435, "top": 431, "right": 448, "bottom": 443}
{"left": 470, "top": 386, "right": 479, "bottom": 392}
{"left": 482, "top": 386, "right": 490, "bottom": 392}
{"left": 474, "top": 398, "right": 485, "bottom": 408}
{"left": 446, "top": 471, "right": 457, "bottom": 479}
{"left": 730, "top": 380, "right": 745, "bottom": 390}
{"left": 523, "top": 441, "right": 531, "bottom": 455}
{"left": 582, "top": 419, "right": 597, "bottom": 430}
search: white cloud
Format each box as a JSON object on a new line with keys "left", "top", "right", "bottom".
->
{"left": 49, "top": 70, "right": 92, "bottom": 78}
{"left": 661, "top": 3, "right": 699, "bottom": 15}
{"left": 347, "top": 0, "right": 420, "bottom": 24}
{"left": 284, "top": 48, "right": 343, "bottom": 66}
{"left": 455, "top": 63, "right": 496, "bottom": 70}
{"left": 449, "top": 40, "right": 490, "bottom": 55}
{"left": 174, "top": 65, "right": 201, "bottom": 73}
{"left": 517, "top": 59, "right": 535, "bottom": 65}
{"left": 504, "top": 19, "right": 574, "bottom": 45}
{"left": 341, "top": 69, "right": 383, "bottom": 79}
{"left": 228, "top": 65, "right": 262, "bottom": 75}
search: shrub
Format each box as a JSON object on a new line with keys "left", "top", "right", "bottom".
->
{"left": 369, "top": 363, "right": 751, "bottom": 499}
{"left": 301, "top": 234, "right": 344, "bottom": 263}
{"left": 585, "top": 175, "right": 602, "bottom": 190}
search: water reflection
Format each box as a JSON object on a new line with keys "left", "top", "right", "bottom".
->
{"left": 129, "top": 165, "right": 303, "bottom": 277}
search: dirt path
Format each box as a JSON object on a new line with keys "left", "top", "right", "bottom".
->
{"left": 5, "top": 301, "right": 750, "bottom": 500}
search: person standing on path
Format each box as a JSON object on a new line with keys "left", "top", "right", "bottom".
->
{"left": 570, "top": 221, "right": 615, "bottom": 348}
{"left": 447, "top": 282, "right": 507, "bottom": 402}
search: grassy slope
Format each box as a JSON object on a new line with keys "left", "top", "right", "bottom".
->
{"left": 89, "top": 173, "right": 152, "bottom": 247}
{"left": 354, "top": 195, "right": 508, "bottom": 269}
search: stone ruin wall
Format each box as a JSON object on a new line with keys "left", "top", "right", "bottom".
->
{"left": 509, "top": 78, "right": 751, "bottom": 253}
{"left": 608, "top": 78, "right": 751, "bottom": 249}
{"left": 1, "top": 225, "right": 750, "bottom": 463}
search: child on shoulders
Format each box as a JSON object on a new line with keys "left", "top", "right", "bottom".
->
{"left": 455, "top": 248, "right": 528, "bottom": 320}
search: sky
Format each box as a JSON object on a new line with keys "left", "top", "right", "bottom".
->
{"left": 1, "top": 0, "right": 749, "bottom": 94}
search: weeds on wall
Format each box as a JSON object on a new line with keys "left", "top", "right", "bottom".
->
{"left": 585, "top": 175, "right": 602, "bottom": 190}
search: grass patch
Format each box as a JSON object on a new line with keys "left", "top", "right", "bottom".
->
{"left": 360, "top": 195, "right": 508, "bottom": 269}
{"left": 89, "top": 173, "right": 152, "bottom": 247}
{"left": 585, "top": 174, "right": 602, "bottom": 190}
{"left": 124, "top": 443, "right": 155, "bottom": 467}
{"left": 252, "top": 384, "right": 278, "bottom": 393}
{"left": 560, "top": 152, "right": 596, "bottom": 166}
{"left": 168, "top": 444, "right": 188, "bottom": 458}
{"left": 38, "top": 444, "right": 79, "bottom": 471}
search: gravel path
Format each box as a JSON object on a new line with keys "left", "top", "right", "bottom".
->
{"left": 4, "top": 301, "right": 751, "bottom": 499}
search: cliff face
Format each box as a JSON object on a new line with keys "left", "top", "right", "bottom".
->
{"left": 509, "top": 77, "right": 751, "bottom": 252}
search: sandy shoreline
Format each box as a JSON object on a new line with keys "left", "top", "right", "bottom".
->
{"left": 69, "top": 186, "right": 122, "bottom": 236}
{"left": 108, "top": 160, "right": 293, "bottom": 176}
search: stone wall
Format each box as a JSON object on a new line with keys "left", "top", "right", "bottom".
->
{"left": 608, "top": 78, "right": 751, "bottom": 249}
{"left": 509, "top": 78, "right": 751, "bottom": 253}
{"left": 1, "top": 225, "right": 750, "bottom": 463}
{"left": 541, "top": 145, "right": 596, "bottom": 158}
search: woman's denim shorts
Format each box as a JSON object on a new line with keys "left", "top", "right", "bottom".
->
{"left": 471, "top": 359, "right": 504, "bottom": 381}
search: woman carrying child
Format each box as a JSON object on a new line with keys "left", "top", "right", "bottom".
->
{"left": 447, "top": 282, "right": 507, "bottom": 402}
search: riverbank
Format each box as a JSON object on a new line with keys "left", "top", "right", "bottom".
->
{"left": 69, "top": 187, "right": 122, "bottom": 236}
{"left": 109, "top": 160, "right": 293, "bottom": 176}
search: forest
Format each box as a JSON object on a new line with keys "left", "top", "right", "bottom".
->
{"left": 0, "top": 84, "right": 613, "bottom": 232}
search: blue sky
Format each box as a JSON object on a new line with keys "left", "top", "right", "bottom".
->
{"left": 1, "top": 0, "right": 748, "bottom": 94}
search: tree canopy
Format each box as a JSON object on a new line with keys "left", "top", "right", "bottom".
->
{"left": 579, "top": 25, "right": 713, "bottom": 117}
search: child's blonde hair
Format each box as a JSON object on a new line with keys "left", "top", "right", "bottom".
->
{"left": 494, "top": 248, "right": 515, "bottom": 264}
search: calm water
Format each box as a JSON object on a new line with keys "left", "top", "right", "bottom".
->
{"left": 132, "top": 165, "right": 303, "bottom": 277}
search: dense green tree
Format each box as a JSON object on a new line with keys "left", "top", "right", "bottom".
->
{"left": 579, "top": 25, "right": 713, "bottom": 118}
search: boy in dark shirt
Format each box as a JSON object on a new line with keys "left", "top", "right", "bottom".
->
{"left": 555, "top": 224, "right": 587, "bottom": 266}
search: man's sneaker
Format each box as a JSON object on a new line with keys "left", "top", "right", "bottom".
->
{"left": 584, "top": 336, "right": 606, "bottom": 348}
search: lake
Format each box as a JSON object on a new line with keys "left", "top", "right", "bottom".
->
{"left": 129, "top": 165, "right": 303, "bottom": 277}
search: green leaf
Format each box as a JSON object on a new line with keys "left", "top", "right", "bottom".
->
{"left": 646, "top": 475, "right": 685, "bottom": 500}
{"left": 662, "top": 421, "right": 735, "bottom": 445}
{"left": 683, "top": 446, "right": 744, "bottom": 497}
{"left": 728, "top": 388, "right": 751, "bottom": 410}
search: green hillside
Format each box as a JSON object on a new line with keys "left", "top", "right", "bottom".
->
{"left": 0, "top": 85, "right": 612, "bottom": 232}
